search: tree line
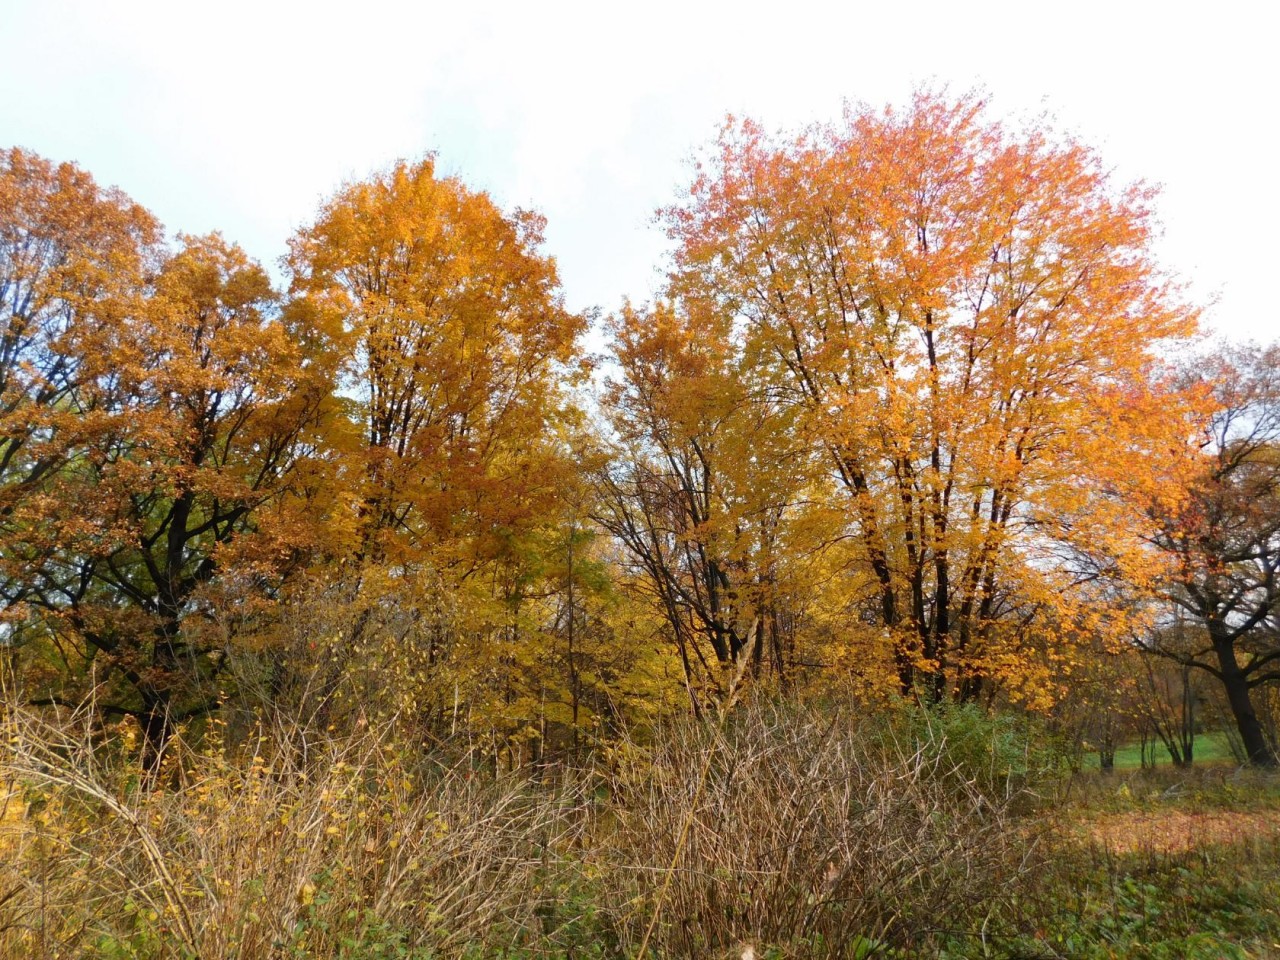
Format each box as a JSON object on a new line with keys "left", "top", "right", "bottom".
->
{"left": 2, "top": 91, "right": 1277, "bottom": 768}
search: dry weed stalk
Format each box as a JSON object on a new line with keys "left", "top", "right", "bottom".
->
{"left": 1, "top": 665, "right": 1031, "bottom": 960}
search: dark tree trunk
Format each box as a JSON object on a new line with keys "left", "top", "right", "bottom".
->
{"left": 1213, "top": 629, "right": 1278, "bottom": 767}
{"left": 140, "top": 692, "right": 173, "bottom": 778}
{"left": 140, "top": 610, "right": 183, "bottom": 778}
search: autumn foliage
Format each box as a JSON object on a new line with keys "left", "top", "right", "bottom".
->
{"left": 637, "top": 92, "right": 1199, "bottom": 705}
{"left": 3, "top": 92, "right": 1277, "bottom": 778}
{"left": 9, "top": 89, "right": 1280, "bottom": 960}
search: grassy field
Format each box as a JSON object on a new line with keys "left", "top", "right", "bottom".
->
{"left": 1082, "top": 730, "right": 1239, "bottom": 771}
{"left": 989, "top": 764, "right": 1280, "bottom": 960}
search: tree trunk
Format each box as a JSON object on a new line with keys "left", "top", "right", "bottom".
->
{"left": 1213, "top": 632, "right": 1278, "bottom": 767}
{"left": 141, "top": 611, "right": 183, "bottom": 779}
{"left": 140, "top": 693, "right": 173, "bottom": 779}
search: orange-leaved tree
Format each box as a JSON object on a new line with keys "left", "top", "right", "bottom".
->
{"left": 285, "top": 157, "right": 589, "bottom": 736}
{"left": 288, "top": 156, "right": 586, "bottom": 569}
{"left": 662, "top": 91, "right": 1199, "bottom": 704}
{"left": 1, "top": 147, "right": 161, "bottom": 638}
{"left": 2, "top": 165, "right": 335, "bottom": 766}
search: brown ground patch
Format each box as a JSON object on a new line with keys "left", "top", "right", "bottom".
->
{"left": 1083, "top": 808, "right": 1280, "bottom": 853}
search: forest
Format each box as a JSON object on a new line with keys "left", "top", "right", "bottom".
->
{"left": 2, "top": 91, "right": 1279, "bottom": 959}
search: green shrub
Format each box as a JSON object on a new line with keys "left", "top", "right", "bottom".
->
{"left": 895, "top": 700, "right": 1065, "bottom": 803}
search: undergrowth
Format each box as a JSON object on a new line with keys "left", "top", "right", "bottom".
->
{"left": 3, "top": 694, "right": 1278, "bottom": 958}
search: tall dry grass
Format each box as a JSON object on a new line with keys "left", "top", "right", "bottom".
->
{"left": 601, "top": 699, "right": 1028, "bottom": 958}
{"left": 1, "top": 697, "right": 594, "bottom": 959}
{"left": 1, "top": 692, "right": 1031, "bottom": 959}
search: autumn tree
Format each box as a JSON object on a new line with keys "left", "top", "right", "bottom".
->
{"left": 1, "top": 147, "right": 160, "bottom": 640}
{"left": 1, "top": 159, "right": 335, "bottom": 766}
{"left": 79, "top": 234, "right": 333, "bottom": 766}
{"left": 472, "top": 477, "right": 682, "bottom": 765}
{"left": 661, "top": 91, "right": 1198, "bottom": 704}
{"left": 285, "top": 157, "right": 589, "bottom": 740}
{"left": 597, "top": 301, "right": 839, "bottom": 709}
{"left": 1146, "top": 344, "right": 1280, "bottom": 766}
{"left": 287, "top": 157, "right": 585, "bottom": 564}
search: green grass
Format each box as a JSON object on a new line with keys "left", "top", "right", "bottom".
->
{"left": 944, "top": 844, "right": 1280, "bottom": 959}
{"left": 1082, "top": 730, "right": 1238, "bottom": 771}
{"left": 936, "top": 766, "right": 1280, "bottom": 960}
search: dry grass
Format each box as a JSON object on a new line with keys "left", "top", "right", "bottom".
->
{"left": 601, "top": 699, "right": 1027, "bottom": 958}
{"left": 0, "top": 692, "right": 1032, "bottom": 959}
{"left": 1082, "top": 809, "right": 1280, "bottom": 854}
{"left": 0, "top": 699, "right": 593, "bottom": 959}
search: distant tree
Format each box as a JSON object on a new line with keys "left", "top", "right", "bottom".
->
{"left": 1133, "top": 624, "right": 1203, "bottom": 767}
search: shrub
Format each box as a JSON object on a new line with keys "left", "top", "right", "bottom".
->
{"left": 600, "top": 697, "right": 1027, "bottom": 958}
{"left": 0, "top": 700, "right": 596, "bottom": 959}
{"left": 896, "top": 700, "right": 1066, "bottom": 804}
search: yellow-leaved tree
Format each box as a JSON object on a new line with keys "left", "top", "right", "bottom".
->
{"left": 660, "top": 91, "right": 1200, "bottom": 704}
{"left": 597, "top": 300, "right": 850, "bottom": 711}
{"left": 285, "top": 157, "right": 595, "bottom": 747}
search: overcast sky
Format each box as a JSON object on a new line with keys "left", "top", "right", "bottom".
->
{"left": 2, "top": 0, "right": 1273, "bottom": 345}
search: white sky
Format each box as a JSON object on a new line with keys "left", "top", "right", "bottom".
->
{"left": 1, "top": 0, "right": 1274, "bottom": 346}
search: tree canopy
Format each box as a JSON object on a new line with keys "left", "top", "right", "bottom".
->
{"left": 7, "top": 93, "right": 1280, "bottom": 768}
{"left": 650, "top": 91, "right": 1199, "bottom": 704}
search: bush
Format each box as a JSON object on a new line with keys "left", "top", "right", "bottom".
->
{"left": 896, "top": 700, "right": 1066, "bottom": 804}
{"left": 0, "top": 693, "right": 1044, "bottom": 959}
{"left": 600, "top": 697, "right": 1027, "bottom": 958}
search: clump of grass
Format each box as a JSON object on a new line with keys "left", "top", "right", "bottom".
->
{"left": 1059, "top": 761, "right": 1280, "bottom": 817}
